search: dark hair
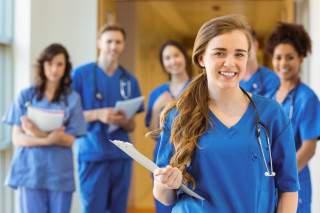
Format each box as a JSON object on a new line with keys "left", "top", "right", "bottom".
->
{"left": 35, "top": 43, "right": 72, "bottom": 102}
{"left": 265, "top": 22, "right": 311, "bottom": 57}
{"left": 98, "top": 23, "right": 126, "bottom": 40}
{"left": 159, "top": 40, "right": 193, "bottom": 78}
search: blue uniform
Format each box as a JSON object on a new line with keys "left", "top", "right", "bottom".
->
{"left": 71, "top": 62, "right": 144, "bottom": 213}
{"left": 240, "top": 66, "right": 280, "bottom": 96}
{"left": 2, "top": 85, "right": 87, "bottom": 213}
{"left": 157, "top": 95, "right": 300, "bottom": 212}
{"left": 268, "top": 83, "right": 320, "bottom": 212}
{"left": 145, "top": 80, "right": 191, "bottom": 213}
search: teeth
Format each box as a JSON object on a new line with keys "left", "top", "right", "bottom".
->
{"left": 220, "top": 72, "right": 235, "bottom": 77}
{"left": 279, "top": 69, "right": 289, "bottom": 73}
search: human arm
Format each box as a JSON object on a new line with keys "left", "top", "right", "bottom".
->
{"left": 84, "top": 108, "right": 136, "bottom": 132}
{"left": 296, "top": 138, "right": 317, "bottom": 172}
{"left": 276, "top": 191, "right": 298, "bottom": 213}
{"left": 12, "top": 125, "right": 75, "bottom": 147}
{"left": 153, "top": 165, "right": 182, "bottom": 206}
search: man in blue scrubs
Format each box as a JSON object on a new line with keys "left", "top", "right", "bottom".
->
{"left": 240, "top": 28, "right": 280, "bottom": 96}
{"left": 71, "top": 24, "right": 144, "bottom": 213}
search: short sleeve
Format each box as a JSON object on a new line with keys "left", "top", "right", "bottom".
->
{"left": 299, "top": 95, "right": 320, "bottom": 142}
{"left": 272, "top": 121, "right": 300, "bottom": 192}
{"left": 2, "top": 89, "right": 29, "bottom": 126}
{"left": 131, "top": 76, "right": 144, "bottom": 113}
{"left": 71, "top": 68, "right": 83, "bottom": 96}
{"left": 64, "top": 92, "right": 87, "bottom": 137}
{"left": 145, "top": 92, "right": 157, "bottom": 127}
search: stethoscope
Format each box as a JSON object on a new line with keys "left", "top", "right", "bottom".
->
{"left": 241, "top": 87, "right": 275, "bottom": 177}
{"left": 251, "top": 67, "right": 263, "bottom": 95}
{"left": 24, "top": 91, "right": 70, "bottom": 126}
{"left": 94, "top": 63, "right": 131, "bottom": 100}
{"left": 269, "top": 83, "right": 299, "bottom": 120}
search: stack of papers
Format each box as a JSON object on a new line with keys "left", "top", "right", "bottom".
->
{"left": 108, "top": 96, "right": 145, "bottom": 133}
{"left": 27, "top": 106, "right": 65, "bottom": 132}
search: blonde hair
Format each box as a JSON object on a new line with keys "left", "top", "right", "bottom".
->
{"left": 148, "top": 14, "right": 252, "bottom": 189}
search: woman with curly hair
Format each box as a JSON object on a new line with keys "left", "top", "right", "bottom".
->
{"left": 2, "top": 43, "right": 86, "bottom": 213}
{"left": 265, "top": 22, "right": 320, "bottom": 212}
{"left": 150, "top": 14, "right": 299, "bottom": 212}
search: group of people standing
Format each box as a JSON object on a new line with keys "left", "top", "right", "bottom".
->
{"left": 2, "top": 13, "right": 319, "bottom": 213}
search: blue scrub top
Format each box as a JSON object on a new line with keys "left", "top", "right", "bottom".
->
{"left": 2, "top": 85, "right": 87, "bottom": 192}
{"left": 71, "top": 62, "right": 144, "bottom": 162}
{"left": 268, "top": 83, "right": 320, "bottom": 181}
{"left": 157, "top": 95, "right": 300, "bottom": 212}
{"left": 145, "top": 79, "right": 191, "bottom": 127}
{"left": 145, "top": 80, "right": 191, "bottom": 163}
{"left": 240, "top": 66, "right": 280, "bottom": 96}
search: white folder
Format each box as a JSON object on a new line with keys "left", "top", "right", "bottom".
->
{"left": 108, "top": 96, "right": 145, "bottom": 133}
{"left": 110, "top": 140, "right": 205, "bottom": 200}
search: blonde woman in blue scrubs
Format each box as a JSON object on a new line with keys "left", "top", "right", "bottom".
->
{"left": 266, "top": 22, "right": 320, "bottom": 213}
{"left": 3, "top": 43, "right": 87, "bottom": 213}
{"left": 150, "top": 14, "right": 299, "bottom": 212}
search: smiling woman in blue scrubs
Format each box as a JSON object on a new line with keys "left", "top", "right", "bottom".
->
{"left": 265, "top": 23, "right": 320, "bottom": 213}
{"left": 149, "top": 14, "right": 300, "bottom": 212}
{"left": 145, "top": 40, "right": 192, "bottom": 213}
{"left": 2, "top": 44, "right": 87, "bottom": 213}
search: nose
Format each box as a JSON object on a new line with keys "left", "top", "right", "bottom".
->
{"left": 279, "top": 58, "right": 288, "bottom": 67}
{"left": 223, "top": 55, "right": 235, "bottom": 67}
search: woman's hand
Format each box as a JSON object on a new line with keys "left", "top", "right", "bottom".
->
{"left": 154, "top": 165, "right": 183, "bottom": 190}
{"left": 47, "top": 127, "right": 66, "bottom": 145}
{"left": 153, "top": 92, "right": 173, "bottom": 113}
{"left": 20, "top": 116, "right": 48, "bottom": 138}
{"left": 153, "top": 165, "right": 182, "bottom": 206}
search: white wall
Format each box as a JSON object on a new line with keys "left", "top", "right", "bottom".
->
{"left": 13, "top": 0, "right": 97, "bottom": 212}
{"left": 308, "top": 0, "right": 320, "bottom": 212}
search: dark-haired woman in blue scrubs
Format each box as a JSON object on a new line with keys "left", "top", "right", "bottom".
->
{"left": 266, "top": 22, "right": 320, "bottom": 213}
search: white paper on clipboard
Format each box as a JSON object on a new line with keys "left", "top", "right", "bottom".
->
{"left": 110, "top": 140, "right": 205, "bottom": 200}
{"left": 108, "top": 96, "right": 145, "bottom": 133}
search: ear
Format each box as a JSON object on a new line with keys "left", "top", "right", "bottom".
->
{"left": 299, "top": 56, "right": 304, "bottom": 65}
{"left": 96, "top": 39, "right": 101, "bottom": 49}
{"left": 253, "top": 40, "right": 259, "bottom": 52}
{"left": 198, "top": 55, "right": 205, "bottom": 67}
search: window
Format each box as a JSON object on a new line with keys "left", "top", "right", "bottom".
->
{"left": 0, "top": 0, "right": 13, "bottom": 149}
{"left": 0, "top": 0, "right": 14, "bottom": 212}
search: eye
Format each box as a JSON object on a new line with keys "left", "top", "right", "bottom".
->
{"left": 214, "top": 52, "right": 224, "bottom": 56}
{"left": 287, "top": 55, "right": 294, "bottom": 60}
{"left": 235, "top": 53, "right": 244, "bottom": 57}
{"left": 275, "top": 56, "right": 281, "bottom": 61}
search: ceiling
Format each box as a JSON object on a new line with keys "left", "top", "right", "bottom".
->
{"left": 147, "top": 0, "right": 283, "bottom": 41}
{"left": 115, "top": 0, "right": 283, "bottom": 42}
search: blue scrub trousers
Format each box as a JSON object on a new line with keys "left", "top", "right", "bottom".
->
{"left": 78, "top": 159, "right": 132, "bottom": 213}
{"left": 18, "top": 187, "right": 72, "bottom": 213}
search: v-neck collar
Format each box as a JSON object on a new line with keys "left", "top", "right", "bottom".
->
{"left": 208, "top": 98, "right": 254, "bottom": 135}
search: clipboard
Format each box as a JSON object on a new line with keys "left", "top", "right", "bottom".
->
{"left": 110, "top": 140, "right": 205, "bottom": 200}
{"left": 108, "top": 96, "right": 145, "bottom": 133}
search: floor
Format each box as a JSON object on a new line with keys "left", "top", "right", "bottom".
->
{"left": 127, "top": 208, "right": 155, "bottom": 213}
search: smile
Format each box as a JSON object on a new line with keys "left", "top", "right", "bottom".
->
{"left": 219, "top": 71, "right": 236, "bottom": 77}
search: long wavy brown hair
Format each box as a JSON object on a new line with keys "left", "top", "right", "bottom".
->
{"left": 35, "top": 43, "right": 72, "bottom": 102}
{"left": 148, "top": 14, "right": 252, "bottom": 189}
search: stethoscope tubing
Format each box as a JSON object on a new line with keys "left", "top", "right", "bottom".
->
{"left": 93, "top": 63, "right": 131, "bottom": 101}
{"left": 241, "top": 87, "right": 275, "bottom": 177}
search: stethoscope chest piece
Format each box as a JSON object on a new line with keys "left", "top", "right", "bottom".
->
{"left": 96, "top": 92, "right": 103, "bottom": 101}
